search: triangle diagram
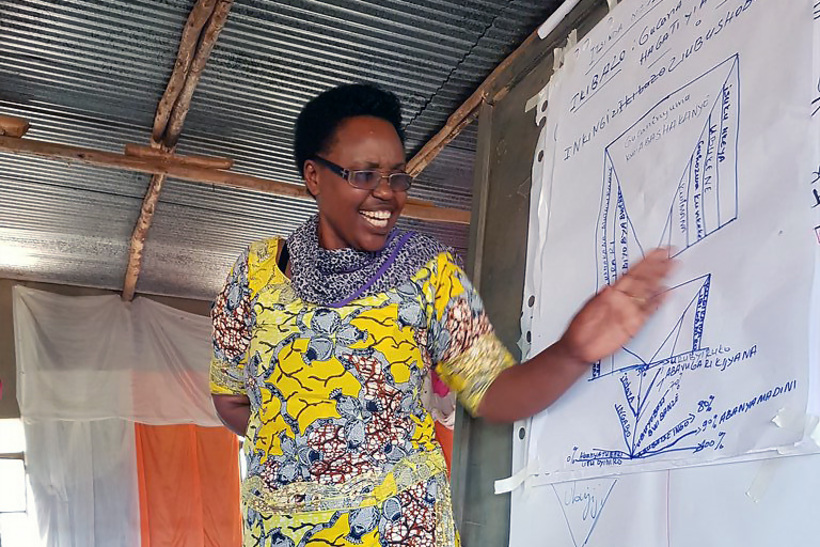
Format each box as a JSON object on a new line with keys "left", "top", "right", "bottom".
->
{"left": 596, "top": 275, "right": 710, "bottom": 378}
{"left": 623, "top": 274, "right": 711, "bottom": 365}
{"left": 660, "top": 56, "right": 740, "bottom": 256}
{"left": 551, "top": 479, "right": 618, "bottom": 547}
{"left": 597, "top": 153, "right": 647, "bottom": 288}
{"left": 597, "top": 54, "right": 741, "bottom": 281}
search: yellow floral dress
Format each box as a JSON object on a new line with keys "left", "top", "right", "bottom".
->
{"left": 210, "top": 238, "right": 515, "bottom": 547}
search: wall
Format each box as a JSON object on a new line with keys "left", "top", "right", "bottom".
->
{"left": 0, "top": 278, "right": 211, "bottom": 419}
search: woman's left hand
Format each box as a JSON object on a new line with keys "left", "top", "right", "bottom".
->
{"left": 558, "top": 247, "right": 675, "bottom": 364}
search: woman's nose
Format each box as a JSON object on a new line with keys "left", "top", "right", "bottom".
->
{"left": 371, "top": 174, "right": 394, "bottom": 199}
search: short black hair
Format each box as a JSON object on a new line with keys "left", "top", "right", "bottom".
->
{"left": 293, "top": 83, "right": 405, "bottom": 177}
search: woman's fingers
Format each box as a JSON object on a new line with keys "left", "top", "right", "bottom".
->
{"left": 626, "top": 248, "right": 674, "bottom": 281}
{"left": 612, "top": 247, "right": 675, "bottom": 302}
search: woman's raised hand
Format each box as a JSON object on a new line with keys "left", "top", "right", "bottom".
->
{"left": 558, "top": 247, "right": 675, "bottom": 365}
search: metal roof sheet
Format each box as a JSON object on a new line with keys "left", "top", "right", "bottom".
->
{"left": 0, "top": 0, "right": 558, "bottom": 300}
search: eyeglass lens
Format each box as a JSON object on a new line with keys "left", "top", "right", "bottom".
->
{"left": 349, "top": 170, "right": 413, "bottom": 191}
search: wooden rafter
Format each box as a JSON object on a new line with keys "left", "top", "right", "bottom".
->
{"left": 0, "top": 135, "right": 471, "bottom": 224}
{"left": 152, "top": 0, "right": 218, "bottom": 144}
{"left": 122, "top": 0, "right": 234, "bottom": 301}
{"left": 163, "top": 0, "right": 233, "bottom": 149}
{"left": 0, "top": 115, "right": 30, "bottom": 138}
{"left": 124, "top": 144, "right": 234, "bottom": 170}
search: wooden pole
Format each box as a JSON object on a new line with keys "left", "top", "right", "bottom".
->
{"left": 407, "top": 107, "right": 481, "bottom": 177}
{"left": 124, "top": 0, "right": 232, "bottom": 300}
{"left": 164, "top": 0, "right": 233, "bottom": 148}
{"left": 152, "top": 0, "right": 218, "bottom": 143}
{"left": 0, "top": 135, "right": 471, "bottom": 224}
{"left": 121, "top": 173, "right": 166, "bottom": 301}
{"left": 124, "top": 143, "right": 234, "bottom": 170}
{"left": 0, "top": 115, "right": 30, "bottom": 138}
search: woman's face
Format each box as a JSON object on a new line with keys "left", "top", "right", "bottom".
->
{"left": 304, "top": 115, "right": 408, "bottom": 252}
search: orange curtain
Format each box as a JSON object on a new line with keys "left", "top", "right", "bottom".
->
{"left": 135, "top": 424, "right": 241, "bottom": 547}
{"left": 434, "top": 421, "right": 453, "bottom": 476}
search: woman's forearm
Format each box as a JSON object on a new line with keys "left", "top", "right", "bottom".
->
{"left": 477, "top": 339, "right": 589, "bottom": 423}
{"left": 212, "top": 394, "right": 252, "bottom": 436}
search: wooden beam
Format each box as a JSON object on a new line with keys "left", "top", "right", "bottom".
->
{"left": 124, "top": 143, "right": 233, "bottom": 170}
{"left": 152, "top": 0, "right": 218, "bottom": 143}
{"left": 121, "top": 174, "right": 166, "bottom": 302}
{"left": 0, "top": 135, "right": 471, "bottom": 224}
{"left": 407, "top": 107, "right": 481, "bottom": 177}
{"left": 406, "top": 23, "right": 545, "bottom": 177}
{"left": 164, "top": 0, "right": 234, "bottom": 148}
{"left": 402, "top": 202, "right": 470, "bottom": 224}
{"left": 124, "top": 0, "right": 232, "bottom": 300}
{"left": 0, "top": 115, "right": 30, "bottom": 138}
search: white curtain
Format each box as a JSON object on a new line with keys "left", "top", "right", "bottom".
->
{"left": 13, "top": 286, "right": 219, "bottom": 425}
{"left": 12, "top": 286, "right": 219, "bottom": 546}
{"left": 24, "top": 420, "right": 140, "bottom": 547}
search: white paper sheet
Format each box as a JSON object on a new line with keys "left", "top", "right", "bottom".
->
{"left": 814, "top": 2, "right": 820, "bottom": 125}
{"left": 510, "top": 471, "right": 669, "bottom": 547}
{"left": 510, "top": 453, "right": 820, "bottom": 547}
{"left": 668, "top": 454, "right": 820, "bottom": 546}
{"left": 524, "top": 0, "right": 815, "bottom": 482}
{"left": 509, "top": 3, "right": 820, "bottom": 545}
{"left": 810, "top": 1, "right": 820, "bottom": 417}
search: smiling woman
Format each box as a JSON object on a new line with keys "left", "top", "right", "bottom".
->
{"left": 297, "top": 86, "right": 410, "bottom": 252}
{"left": 208, "top": 83, "right": 674, "bottom": 547}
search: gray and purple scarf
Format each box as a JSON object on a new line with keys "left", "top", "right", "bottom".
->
{"left": 286, "top": 216, "right": 449, "bottom": 307}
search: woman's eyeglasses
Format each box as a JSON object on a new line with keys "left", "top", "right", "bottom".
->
{"left": 312, "top": 156, "right": 413, "bottom": 192}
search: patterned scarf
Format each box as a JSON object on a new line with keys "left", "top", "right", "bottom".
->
{"left": 287, "top": 215, "right": 448, "bottom": 307}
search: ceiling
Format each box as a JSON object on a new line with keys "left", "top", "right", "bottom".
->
{"left": 0, "top": 0, "right": 560, "bottom": 300}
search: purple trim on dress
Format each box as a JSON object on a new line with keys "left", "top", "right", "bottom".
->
{"left": 327, "top": 231, "right": 415, "bottom": 308}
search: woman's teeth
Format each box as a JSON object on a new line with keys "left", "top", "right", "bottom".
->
{"left": 359, "top": 210, "right": 390, "bottom": 228}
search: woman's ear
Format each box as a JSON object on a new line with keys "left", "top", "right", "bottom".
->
{"left": 303, "top": 160, "right": 320, "bottom": 198}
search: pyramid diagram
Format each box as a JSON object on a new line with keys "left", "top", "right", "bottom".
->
{"left": 592, "top": 56, "right": 737, "bottom": 381}
{"left": 595, "top": 275, "right": 711, "bottom": 379}
{"left": 596, "top": 54, "right": 740, "bottom": 289}
{"left": 659, "top": 58, "right": 740, "bottom": 254}
{"left": 551, "top": 479, "right": 618, "bottom": 547}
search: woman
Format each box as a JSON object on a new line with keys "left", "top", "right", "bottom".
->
{"left": 210, "top": 84, "right": 672, "bottom": 546}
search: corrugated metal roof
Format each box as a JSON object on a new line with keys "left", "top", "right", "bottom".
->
{"left": 0, "top": 0, "right": 559, "bottom": 300}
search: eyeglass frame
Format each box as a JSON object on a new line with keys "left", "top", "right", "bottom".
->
{"left": 310, "top": 155, "right": 414, "bottom": 192}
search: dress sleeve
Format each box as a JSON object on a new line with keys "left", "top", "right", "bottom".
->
{"left": 426, "top": 253, "right": 517, "bottom": 416}
{"left": 209, "top": 248, "right": 253, "bottom": 395}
